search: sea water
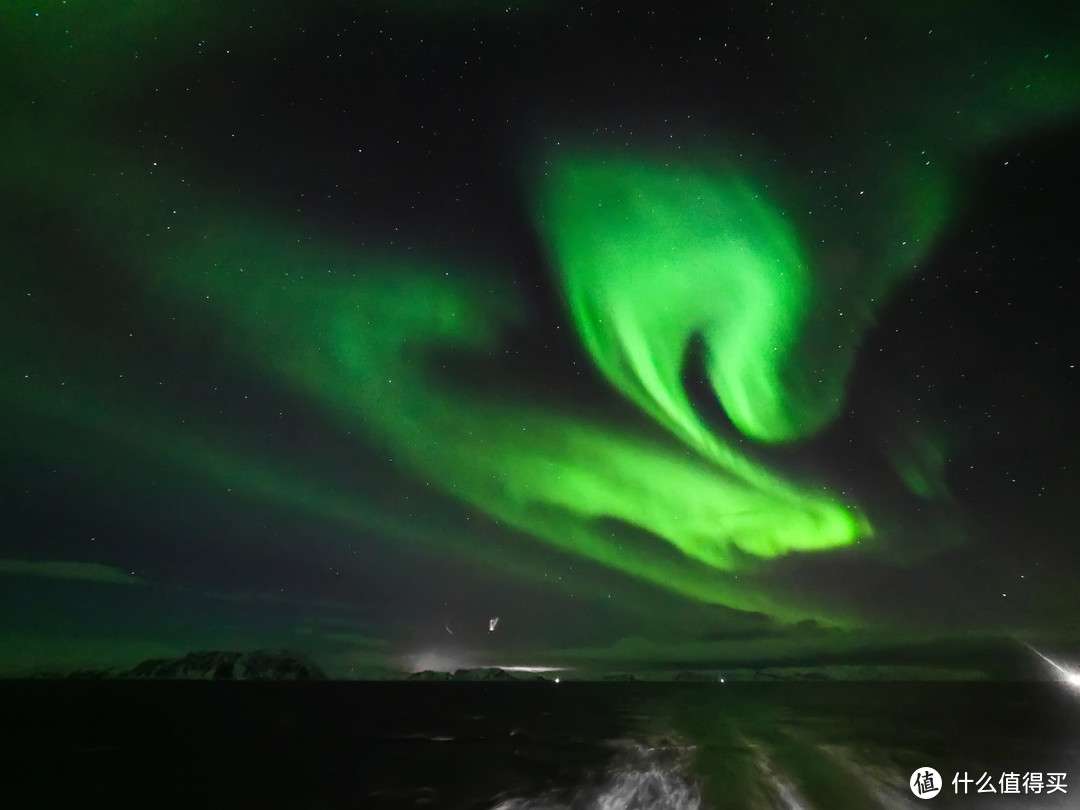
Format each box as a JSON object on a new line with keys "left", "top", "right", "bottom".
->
{"left": 2, "top": 681, "right": 1077, "bottom": 808}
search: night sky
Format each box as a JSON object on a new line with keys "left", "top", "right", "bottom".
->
{"left": 3, "top": 0, "right": 1079, "bottom": 678}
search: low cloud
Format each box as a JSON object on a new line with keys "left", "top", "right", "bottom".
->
{"left": 541, "top": 630, "right": 1025, "bottom": 676}
{"left": 0, "top": 559, "right": 141, "bottom": 585}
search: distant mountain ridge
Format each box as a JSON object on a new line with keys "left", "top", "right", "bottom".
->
{"left": 407, "top": 667, "right": 549, "bottom": 682}
{"left": 65, "top": 650, "right": 327, "bottom": 680}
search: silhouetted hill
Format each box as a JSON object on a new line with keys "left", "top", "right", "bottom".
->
{"left": 673, "top": 671, "right": 718, "bottom": 682}
{"left": 452, "top": 667, "right": 516, "bottom": 681}
{"left": 65, "top": 650, "right": 326, "bottom": 680}
{"left": 406, "top": 667, "right": 534, "bottom": 682}
{"left": 408, "top": 669, "right": 453, "bottom": 681}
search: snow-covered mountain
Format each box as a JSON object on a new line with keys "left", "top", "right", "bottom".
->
{"left": 66, "top": 650, "right": 327, "bottom": 680}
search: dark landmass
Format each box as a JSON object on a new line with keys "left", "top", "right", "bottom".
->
{"left": 451, "top": 667, "right": 517, "bottom": 682}
{"left": 60, "top": 650, "right": 327, "bottom": 680}
{"left": 407, "top": 667, "right": 543, "bottom": 682}
{"left": 22, "top": 660, "right": 1004, "bottom": 683}
{"left": 673, "top": 671, "right": 719, "bottom": 682}
{"left": 407, "top": 669, "right": 453, "bottom": 681}
{"left": 752, "top": 670, "right": 829, "bottom": 681}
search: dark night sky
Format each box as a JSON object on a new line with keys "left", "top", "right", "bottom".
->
{"left": 2, "top": 0, "right": 1079, "bottom": 678}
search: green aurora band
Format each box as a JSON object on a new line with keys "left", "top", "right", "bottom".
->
{"left": 130, "top": 201, "right": 863, "bottom": 618}
{"left": 0, "top": 140, "right": 1058, "bottom": 624}
{"left": 4, "top": 0, "right": 1080, "bottom": 633}
{"left": 539, "top": 157, "right": 837, "bottom": 447}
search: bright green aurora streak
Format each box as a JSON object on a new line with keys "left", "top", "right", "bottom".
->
{"left": 7, "top": 0, "right": 1078, "bottom": 634}
{"left": 539, "top": 156, "right": 835, "bottom": 447}
{"left": 117, "top": 161, "right": 865, "bottom": 620}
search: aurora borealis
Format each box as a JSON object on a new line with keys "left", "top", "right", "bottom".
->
{"left": 2, "top": 0, "right": 1080, "bottom": 678}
